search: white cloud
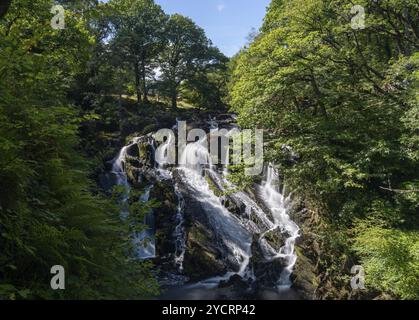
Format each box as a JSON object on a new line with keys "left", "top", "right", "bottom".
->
{"left": 216, "top": 4, "right": 225, "bottom": 12}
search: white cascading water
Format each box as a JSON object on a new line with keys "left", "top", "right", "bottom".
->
{"left": 259, "top": 165, "right": 300, "bottom": 287}
{"left": 154, "top": 132, "right": 174, "bottom": 180}
{"left": 112, "top": 139, "right": 139, "bottom": 220}
{"left": 178, "top": 135, "right": 253, "bottom": 287}
{"left": 133, "top": 184, "right": 156, "bottom": 259}
{"left": 112, "top": 118, "right": 301, "bottom": 290}
{"left": 215, "top": 160, "right": 299, "bottom": 288}
{"left": 173, "top": 183, "right": 186, "bottom": 271}
{"left": 199, "top": 126, "right": 299, "bottom": 288}
{"left": 112, "top": 137, "right": 156, "bottom": 259}
{"left": 153, "top": 129, "right": 187, "bottom": 272}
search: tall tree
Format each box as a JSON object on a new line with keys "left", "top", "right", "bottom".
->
{"left": 230, "top": 0, "right": 418, "bottom": 299}
{"left": 181, "top": 46, "right": 229, "bottom": 110}
{"left": 108, "top": 0, "right": 167, "bottom": 104}
{"left": 0, "top": 0, "right": 158, "bottom": 299}
{"left": 159, "top": 14, "right": 213, "bottom": 109}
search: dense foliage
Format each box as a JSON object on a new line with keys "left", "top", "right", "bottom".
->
{"left": 0, "top": 0, "right": 161, "bottom": 299}
{"left": 104, "top": 0, "right": 228, "bottom": 109}
{"left": 2, "top": 0, "right": 417, "bottom": 301}
{"left": 230, "top": 0, "right": 418, "bottom": 299}
{"left": 0, "top": 0, "right": 228, "bottom": 300}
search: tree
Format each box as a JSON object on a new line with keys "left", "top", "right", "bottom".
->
{"left": 181, "top": 46, "right": 229, "bottom": 110}
{"left": 230, "top": 0, "right": 419, "bottom": 299}
{"left": 0, "top": 0, "right": 158, "bottom": 299}
{"left": 108, "top": 0, "right": 167, "bottom": 104}
{"left": 159, "top": 14, "right": 213, "bottom": 109}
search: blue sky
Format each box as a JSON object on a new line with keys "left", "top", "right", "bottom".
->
{"left": 154, "top": 0, "right": 270, "bottom": 57}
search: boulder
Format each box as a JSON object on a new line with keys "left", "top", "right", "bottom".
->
{"left": 150, "top": 180, "right": 178, "bottom": 269}
{"left": 263, "top": 227, "right": 287, "bottom": 252}
{"left": 250, "top": 235, "right": 287, "bottom": 288}
{"left": 218, "top": 274, "right": 250, "bottom": 291}
{"left": 290, "top": 247, "right": 318, "bottom": 300}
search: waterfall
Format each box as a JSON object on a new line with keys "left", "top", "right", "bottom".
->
{"left": 259, "top": 165, "right": 300, "bottom": 287}
{"left": 213, "top": 171, "right": 275, "bottom": 233}
{"left": 178, "top": 127, "right": 300, "bottom": 289}
{"left": 112, "top": 137, "right": 156, "bottom": 260}
{"left": 209, "top": 159, "right": 299, "bottom": 288}
{"left": 173, "top": 183, "right": 186, "bottom": 271}
{"left": 178, "top": 135, "right": 253, "bottom": 286}
{"left": 112, "top": 141, "right": 134, "bottom": 220}
{"left": 154, "top": 131, "right": 187, "bottom": 271}
{"left": 133, "top": 184, "right": 156, "bottom": 259}
{"left": 154, "top": 132, "right": 174, "bottom": 180}
{"left": 110, "top": 117, "right": 301, "bottom": 294}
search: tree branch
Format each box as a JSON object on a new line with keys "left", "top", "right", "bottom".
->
{"left": 379, "top": 186, "right": 419, "bottom": 194}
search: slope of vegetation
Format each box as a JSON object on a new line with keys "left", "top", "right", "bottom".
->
{"left": 0, "top": 0, "right": 227, "bottom": 299}
{"left": 230, "top": 0, "right": 418, "bottom": 299}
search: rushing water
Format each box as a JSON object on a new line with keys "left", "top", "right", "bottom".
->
{"left": 132, "top": 184, "right": 156, "bottom": 259}
{"left": 178, "top": 134, "right": 252, "bottom": 285}
{"left": 112, "top": 137, "right": 156, "bottom": 259}
{"left": 112, "top": 138, "right": 136, "bottom": 220}
{"left": 110, "top": 118, "right": 301, "bottom": 298}
{"left": 173, "top": 183, "right": 186, "bottom": 271}
{"left": 259, "top": 165, "right": 300, "bottom": 287}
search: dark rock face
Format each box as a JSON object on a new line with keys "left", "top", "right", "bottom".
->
{"left": 218, "top": 274, "right": 250, "bottom": 290}
{"left": 250, "top": 235, "right": 287, "bottom": 288}
{"left": 173, "top": 170, "right": 230, "bottom": 281}
{"left": 182, "top": 222, "right": 227, "bottom": 281}
{"left": 291, "top": 248, "right": 318, "bottom": 300}
{"left": 254, "top": 258, "right": 287, "bottom": 288}
{"left": 125, "top": 136, "right": 156, "bottom": 186}
{"left": 289, "top": 202, "right": 320, "bottom": 300}
{"left": 263, "top": 227, "right": 288, "bottom": 252}
{"left": 150, "top": 180, "right": 178, "bottom": 270}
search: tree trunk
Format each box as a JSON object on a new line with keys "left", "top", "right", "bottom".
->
{"left": 310, "top": 73, "right": 327, "bottom": 117}
{"left": 171, "top": 90, "right": 177, "bottom": 110}
{"left": 134, "top": 62, "right": 141, "bottom": 104}
{"left": 118, "top": 93, "right": 123, "bottom": 133}
{"left": 141, "top": 60, "right": 148, "bottom": 103}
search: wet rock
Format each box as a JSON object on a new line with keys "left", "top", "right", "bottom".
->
{"left": 254, "top": 258, "right": 287, "bottom": 288}
{"left": 250, "top": 235, "right": 287, "bottom": 288}
{"left": 263, "top": 227, "right": 287, "bottom": 252}
{"left": 124, "top": 136, "right": 156, "bottom": 186}
{"left": 245, "top": 185, "right": 275, "bottom": 221}
{"left": 220, "top": 196, "right": 244, "bottom": 217}
{"left": 150, "top": 180, "right": 178, "bottom": 269}
{"left": 218, "top": 274, "right": 250, "bottom": 291}
{"left": 290, "top": 247, "right": 318, "bottom": 300}
{"left": 182, "top": 219, "right": 227, "bottom": 281}
{"left": 288, "top": 204, "right": 319, "bottom": 300}
{"left": 173, "top": 170, "right": 230, "bottom": 281}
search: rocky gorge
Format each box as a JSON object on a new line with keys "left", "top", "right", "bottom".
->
{"left": 99, "top": 114, "right": 319, "bottom": 300}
